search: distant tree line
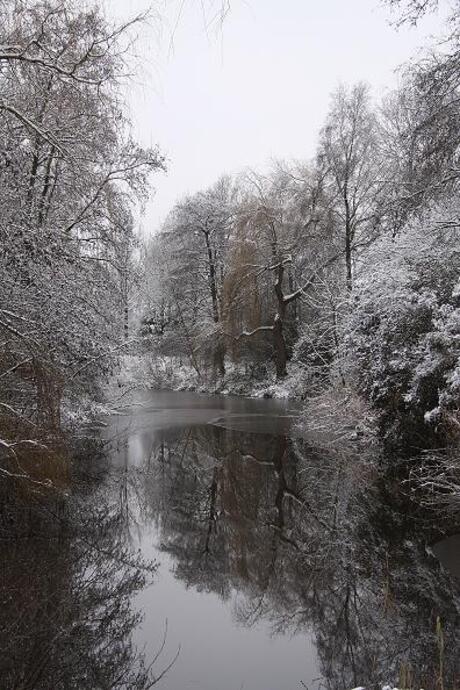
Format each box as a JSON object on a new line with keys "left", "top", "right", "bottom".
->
{"left": 141, "top": 0, "right": 460, "bottom": 451}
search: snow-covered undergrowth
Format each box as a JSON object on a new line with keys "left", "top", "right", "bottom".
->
{"left": 61, "top": 390, "right": 124, "bottom": 434}
{"left": 107, "top": 353, "right": 314, "bottom": 402}
{"left": 298, "top": 385, "right": 378, "bottom": 456}
{"left": 351, "top": 684, "right": 428, "bottom": 690}
{"left": 346, "top": 200, "right": 460, "bottom": 447}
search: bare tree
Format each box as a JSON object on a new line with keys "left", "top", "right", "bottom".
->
{"left": 318, "top": 83, "right": 383, "bottom": 290}
{"left": 157, "top": 176, "right": 237, "bottom": 377}
{"left": 228, "top": 168, "right": 342, "bottom": 378}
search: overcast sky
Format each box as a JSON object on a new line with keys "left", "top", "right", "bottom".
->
{"left": 106, "top": 0, "right": 447, "bottom": 234}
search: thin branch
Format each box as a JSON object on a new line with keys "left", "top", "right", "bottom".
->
{"left": 0, "top": 102, "right": 67, "bottom": 157}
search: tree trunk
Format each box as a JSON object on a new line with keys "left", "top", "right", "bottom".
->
{"left": 38, "top": 147, "right": 55, "bottom": 227}
{"left": 273, "top": 263, "right": 288, "bottom": 378}
{"left": 345, "top": 228, "right": 353, "bottom": 291}
{"left": 273, "top": 314, "right": 287, "bottom": 378}
{"left": 204, "top": 232, "right": 220, "bottom": 324}
{"left": 344, "top": 194, "right": 353, "bottom": 291}
{"left": 121, "top": 268, "right": 129, "bottom": 340}
{"left": 204, "top": 232, "right": 226, "bottom": 377}
{"left": 124, "top": 300, "right": 129, "bottom": 341}
{"left": 214, "top": 342, "right": 226, "bottom": 378}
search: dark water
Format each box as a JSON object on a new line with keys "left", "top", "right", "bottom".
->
{"left": 2, "top": 390, "right": 460, "bottom": 689}
{"left": 104, "top": 392, "right": 317, "bottom": 690}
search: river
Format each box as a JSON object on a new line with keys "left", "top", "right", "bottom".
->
{"left": 2, "top": 390, "right": 460, "bottom": 689}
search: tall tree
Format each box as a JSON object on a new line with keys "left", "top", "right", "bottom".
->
{"left": 158, "top": 176, "right": 237, "bottom": 377}
{"left": 228, "top": 167, "right": 341, "bottom": 378}
{"left": 317, "top": 83, "right": 383, "bottom": 290}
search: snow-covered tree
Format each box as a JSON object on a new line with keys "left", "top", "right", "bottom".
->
{"left": 345, "top": 197, "right": 460, "bottom": 449}
{"left": 0, "top": 0, "right": 163, "bottom": 481}
{"left": 317, "top": 83, "right": 384, "bottom": 290}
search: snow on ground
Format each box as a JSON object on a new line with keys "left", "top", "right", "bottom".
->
{"left": 108, "top": 354, "right": 312, "bottom": 402}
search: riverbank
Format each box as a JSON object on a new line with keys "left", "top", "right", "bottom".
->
{"left": 99, "top": 354, "right": 378, "bottom": 455}
{"left": 110, "top": 353, "right": 311, "bottom": 401}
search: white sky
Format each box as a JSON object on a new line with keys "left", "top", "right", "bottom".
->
{"left": 106, "top": 0, "right": 448, "bottom": 234}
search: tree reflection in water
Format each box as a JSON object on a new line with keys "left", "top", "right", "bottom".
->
{"left": 131, "top": 426, "right": 460, "bottom": 690}
{"left": 3, "top": 426, "right": 460, "bottom": 690}
{"left": 0, "top": 445, "right": 174, "bottom": 690}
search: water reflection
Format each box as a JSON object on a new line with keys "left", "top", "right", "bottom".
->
{"left": 0, "top": 447, "right": 170, "bottom": 690}
{"left": 111, "top": 414, "right": 460, "bottom": 690}
{"left": 2, "top": 392, "right": 460, "bottom": 690}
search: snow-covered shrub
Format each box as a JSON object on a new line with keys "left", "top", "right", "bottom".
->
{"left": 299, "top": 385, "right": 378, "bottom": 458}
{"left": 345, "top": 198, "right": 460, "bottom": 450}
{"left": 110, "top": 354, "right": 202, "bottom": 395}
{"left": 293, "top": 321, "right": 336, "bottom": 382}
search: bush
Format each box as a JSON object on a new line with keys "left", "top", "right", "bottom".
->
{"left": 345, "top": 198, "right": 460, "bottom": 451}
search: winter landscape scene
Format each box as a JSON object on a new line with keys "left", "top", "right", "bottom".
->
{"left": 2, "top": 0, "right": 460, "bottom": 688}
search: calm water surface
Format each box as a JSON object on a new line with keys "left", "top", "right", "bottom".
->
{"left": 2, "top": 390, "right": 460, "bottom": 690}
{"left": 104, "top": 391, "right": 318, "bottom": 690}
